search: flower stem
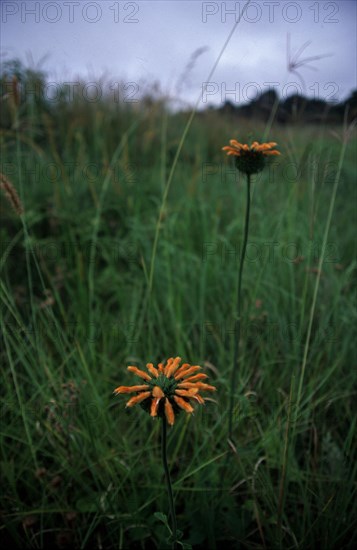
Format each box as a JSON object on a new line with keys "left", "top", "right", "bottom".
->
{"left": 162, "top": 418, "right": 177, "bottom": 549}
{"left": 228, "top": 173, "right": 251, "bottom": 441}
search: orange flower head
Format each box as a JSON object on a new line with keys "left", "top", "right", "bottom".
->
{"left": 222, "top": 139, "right": 280, "bottom": 175}
{"left": 114, "top": 357, "right": 216, "bottom": 426}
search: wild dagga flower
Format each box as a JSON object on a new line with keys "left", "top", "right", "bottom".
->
{"left": 222, "top": 140, "right": 280, "bottom": 175}
{"left": 222, "top": 138, "right": 281, "bottom": 442}
{"left": 114, "top": 357, "right": 216, "bottom": 548}
{"left": 114, "top": 356, "right": 216, "bottom": 425}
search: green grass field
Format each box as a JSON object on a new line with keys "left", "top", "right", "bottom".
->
{"left": 1, "top": 72, "right": 356, "bottom": 548}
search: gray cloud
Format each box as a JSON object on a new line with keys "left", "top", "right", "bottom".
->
{"left": 1, "top": 0, "right": 356, "bottom": 105}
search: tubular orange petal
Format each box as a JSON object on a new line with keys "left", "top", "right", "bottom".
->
{"left": 146, "top": 363, "right": 159, "bottom": 378}
{"left": 150, "top": 397, "right": 161, "bottom": 417}
{"left": 126, "top": 391, "right": 151, "bottom": 407}
{"left": 178, "top": 382, "right": 216, "bottom": 392}
{"left": 157, "top": 362, "right": 165, "bottom": 373}
{"left": 223, "top": 147, "right": 240, "bottom": 156}
{"left": 114, "top": 385, "right": 150, "bottom": 394}
{"left": 173, "top": 363, "right": 190, "bottom": 379}
{"left": 175, "top": 388, "right": 199, "bottom": 398}
{"left": 165, "top": 398, "right": 175, "bottom": 426}
{"left": 263, "top": 150, "right": 280, "bottom": 155}
{"left": 173, "top": 396, "right": 194, "bottom": 413}
{"left": 152, "top": 385, "right": 164, "bottom": 398}
{"left": 175, "top": 366, "right": 201, "bottom": 380}
{"left": 164, "top": 357, "right": 174, "bottom": 375}
{"left": 222, "top": 146, "right": 235, "bottom": 154}
{"left": 179, "top": 373, "right": 208, "bottom": 383}
{"left": 229, "top": 140, "right": 245, "bottom": 149}
{"left": 250, "top": 141, "right": 260, "bottom": 149}
{"left": 127, "top": 366, "right": 152, "bottom": 381}
{"left": 255, "top": 142, "right": 277, "bottom": 151}
{"left": 195, "top": 382, "right": 216, "bottom": 392}
{"left": 166, "top": 356, "right": 182, "bottom": 378}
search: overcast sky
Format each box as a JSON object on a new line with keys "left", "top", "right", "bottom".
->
{"left": 1, "top": 0, "right": 356, "bottom": 107}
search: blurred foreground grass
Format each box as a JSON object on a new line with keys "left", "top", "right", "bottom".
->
{"left": 1, "top": 66, "right": 356, "bottom": 549}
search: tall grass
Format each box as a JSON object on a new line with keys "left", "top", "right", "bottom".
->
{"left": 1, "top": 66, "right": 356, "bottom": 548}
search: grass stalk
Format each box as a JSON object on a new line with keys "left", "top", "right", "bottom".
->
{"left": 162, "top": 418, "right": 177, "bottom": 549}
{"left": 228, "top": 173, "right": 251, "bottom": 441}
{"left": 277, "top": 375, "right": 295, "bottom": 545}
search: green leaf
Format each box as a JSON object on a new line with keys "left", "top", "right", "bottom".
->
{"left": 154, "top": 512, "right": 172, "bottom": 534}
{"left": 154, "top": 512, "right": 168, "bottom": 524}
